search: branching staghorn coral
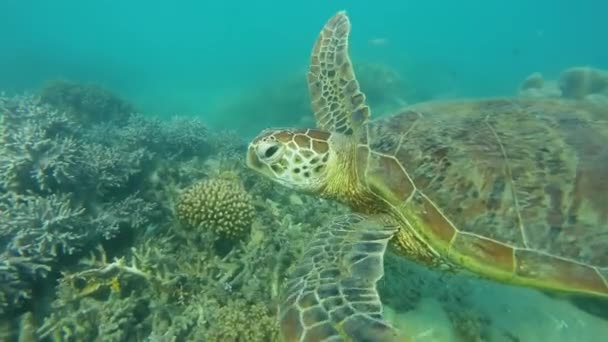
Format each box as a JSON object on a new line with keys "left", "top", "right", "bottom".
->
{"left": 0, "top": 93, "right": 80, "bottom": 137}
{"left": 0, "top": 93, "right": 155, "bottom": 197}
{"left": 80, "top": 143, "right": 151, "bottom": 196}
{"left": 97, "top": 194, "right": 159, "bottom": 239}
{"left": 0, "top": 94, "right": 84, "bottom": 194}
{"left": 0, "top": 156, "right": 156, "bottom": 318}
{"left": 0, "top": 192, "right": 155, "bottom": 262}
{"left": 1, "top": 90, "right": 221, "bottom": 340}
{"left": 37, "top": 192, "right": 312, "bottom": 341}
{"left": 104, "top": 113, "right": 211, "bottom": 160}
{"left": 163, "top": 115, "right": 211, "bottom": 158}
{"left": 1, "top": 194, "right": 94, "bottom": 258}
{"left": 37, "top": 242, "right": 182, "bottom": 341}
{"left": 1, "top": 87, "right": 350, "bottom": 341}
{"left": 39, "top": 79, "right": 134, "bottom": 125}
{"left": 39, "top": 275, "right": 149, "bottom": 341}
{"left": 0, "top": 253, "right": 51, "bottom": 315}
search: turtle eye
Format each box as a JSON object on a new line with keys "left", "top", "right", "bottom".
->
{"left": 265, "top": 145, "right": 279, "bottom": 158}
{"left": 256, "top": 141, "right": 283, "bottom": 162}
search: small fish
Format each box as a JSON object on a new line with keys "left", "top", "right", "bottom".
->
{"left": 368, "top": 37, "right": 389, "bottom": 46}
{"left": 535, "top": 29, "right": 545, "bottom": 38}
{"left": 78, "top": 281, "right": 101, "bottom": 297}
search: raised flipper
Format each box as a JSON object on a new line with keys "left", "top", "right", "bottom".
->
{"left": 279, "top": 214, "right": 405, "bottom": 342}
{"left": 308, "top": 11, "right": 370, "bottom": 136}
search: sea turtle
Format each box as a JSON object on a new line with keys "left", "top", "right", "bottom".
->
{"left": 246, "top": 11, "right": 608, "bottom": 342}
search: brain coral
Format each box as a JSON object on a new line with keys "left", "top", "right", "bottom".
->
{"left": 176, "top": 178, "right": 255, "bottom": 240}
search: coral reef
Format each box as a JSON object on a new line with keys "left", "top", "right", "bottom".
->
{"left": 0, "top": 94, "right": 82, "bottom": 194}
{"left": 202, "top": 299, "right": 279, "bottom": 341}
{"left": 6, "top": 66, "right": 606, "bottom": 341}
{"left": 39, "top": 79, "right": 134, "bottom": 125}
{"left": 0, "top": 253, "right": 51, "bottom": 316}
{"left": 1, "top": 193, "right": 104, "bottom": 258}
{"left": 0, "top": 90, "right": 200, "bottom": 327}
{"left": 176, "top": 177, "right": 255, "bottom": 241}
{"left": 35, "top": 184, "right": 336, "bottom": 341}
{"left": 0, "top": 94, "right": 151, "bottom": 197}
{"left": 0, "top": 66, "right": 499, "bottom": 338}
{"left": 86, "top": 113, "right": 212, "bottom": 161}
{"left": 0, "top": 83, "right": 346, "bottom": 341}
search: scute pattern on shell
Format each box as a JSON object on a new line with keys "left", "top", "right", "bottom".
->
{"left": 363, "top": 98, "right": 608, "bottom": 268}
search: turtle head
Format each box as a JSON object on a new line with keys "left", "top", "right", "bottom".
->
{"left": 246, "top": 128, "right": 334, "bottom": 193}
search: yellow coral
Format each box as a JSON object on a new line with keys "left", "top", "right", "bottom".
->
{"left": 110, "top": 276, "right": 121, "bottom": 293}
{"left": 176, "top": 178, "right": 255, "bottom": 240}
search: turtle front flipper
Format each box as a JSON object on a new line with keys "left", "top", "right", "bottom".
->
{"left": 279, "top": 214, "right": 405, "bottom": 342}
{"left": 308, "top": 11, "right": 370, "bottom": 136}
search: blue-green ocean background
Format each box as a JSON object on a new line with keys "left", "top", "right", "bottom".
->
{"left": 1, "top": 2, "right": 608, "bottom": 340}
{"left": 1, "top": 0, "right": 607, "bottom": 134}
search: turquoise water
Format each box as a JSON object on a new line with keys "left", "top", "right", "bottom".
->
{"left": 1, "top": 1, "right": 608, "bottom": 341}
{"left": 2, "top": 1, "right": 607, "bottom": 128}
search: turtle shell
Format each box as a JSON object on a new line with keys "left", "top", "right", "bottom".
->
{"left": 356, "top": 97, "right": 608, "bottom": 296}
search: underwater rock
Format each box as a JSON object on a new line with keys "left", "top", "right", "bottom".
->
{"left": 558, "top": 66, "right": 608, "bottom": 99}
{"left": 520, "top": 72, "right": 544, "bottom": 91}
{"left": 518, "top": 73, "right": 561, "bottom": 98}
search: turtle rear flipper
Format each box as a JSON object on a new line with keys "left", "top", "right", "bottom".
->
{"left": 279, "top": 214, "right": 405, "bottom": 342}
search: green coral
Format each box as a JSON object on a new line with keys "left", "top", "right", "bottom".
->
{"left": 176, "top": 177, "right": 255, "bottom": 241}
